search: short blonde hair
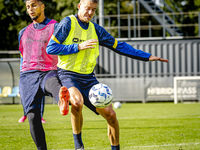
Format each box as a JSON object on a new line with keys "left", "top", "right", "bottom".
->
{"left": 80, "top": 0, "right": 98, "bottom": 3}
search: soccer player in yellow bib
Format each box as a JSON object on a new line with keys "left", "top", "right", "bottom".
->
{"left": 47, "top": 0, "right": 169, "bottom": 149}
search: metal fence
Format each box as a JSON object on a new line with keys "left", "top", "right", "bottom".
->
{"left": 93, "top": 11, "right": 200, "bottom": 38}
{"left": 95, "top": 37, "right": 200, "bottom": 102}
{"left": 96, "top": 38, "right": 200, "bottom": 77}
{"left": 0, "top": 38, "right": 199, "bottom": 103}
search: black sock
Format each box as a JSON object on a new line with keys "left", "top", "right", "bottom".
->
{"left": 73, "top": 132, "right": 84, "bottom": 149}
{"left": 111, "top": 145, "right": 120, "bottom": 150}
{"left": 27, "top": 109, "right": 47, "bottom": 150}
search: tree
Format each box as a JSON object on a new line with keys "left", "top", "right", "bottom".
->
{"left": 166, "top": 0, "right": 200, "bottom": 36}
{"left": 0, "top": 0, "right": 80, "bottom": 51}
{"left": 0, "top": 0, "right": 27, "bottom": 51}
{"left": 0, "top": 0, "right": 199, "bottom": 52}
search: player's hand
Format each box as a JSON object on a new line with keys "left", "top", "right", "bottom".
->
{"left": 78, "top": 39, "right": 98, "bottom": 50}
{"left": 149, "top": 55, "right": 169, "bottom": 63}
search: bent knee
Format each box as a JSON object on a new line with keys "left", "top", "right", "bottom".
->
{"left": 70, "top": 95, "right": 84, "bottom": 110}
{"left": 68, "top": 87, "right": 84, "bottom": 109}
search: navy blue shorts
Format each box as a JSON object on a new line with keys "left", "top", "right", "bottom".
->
{"left": 19, "top": 70, "right": 58, "bottom": 115}
{"left": 57, "top": 68, "right": 99, "bottom": 115}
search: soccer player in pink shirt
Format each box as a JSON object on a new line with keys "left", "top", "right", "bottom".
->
{"left": 18, "top": 0, "right": 70, "bottom": 149}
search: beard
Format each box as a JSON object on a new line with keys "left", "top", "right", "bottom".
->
{"left": 31, "top": 16, "right": 38, "bottom": 21}
{"left": 31, "top": 12, "right": 41, "bottom": 21}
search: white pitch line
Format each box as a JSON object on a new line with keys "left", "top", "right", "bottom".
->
{"left": 50, "top": 142, "right": 200, "bottom": 150}
{"left": 129, "top": 142, "right": 200, "bottom": 148}
{"left": 117, "top": 114, "right": 200, "bottom": 120}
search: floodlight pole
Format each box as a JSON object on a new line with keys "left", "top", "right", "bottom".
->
{"left": 99, "top": 0, "right": 104, "bottom": 27}
{"left": 199, "top": 12, "right": 200, "bottom": 37}
{"left": 132, "top": 0, "right": 136, "bottom": 37}
{"left": 99, "top": 0, "right": 104, "bottom": 74}
{"left": 117, "top": 1, "right": 121, "bottom": 38}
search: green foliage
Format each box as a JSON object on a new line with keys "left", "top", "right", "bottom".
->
{"left": 0, "top": 0, "right": 27, "bottom": 50}
{"left": 165, "top": 0, "right": 200, "bottom": 36}
{"left": 0, "top": 0, "right": 80, "bottom": 50}
{"left": 104, "top": 0, "right": 118, "bottom": 15}
{"left": 0, "top": 0, "right": 200, "bottom": 50}
{"left": 0, "top": 103, "right": 200, "bottom": 149}
{"left": 51, "top": 0, "right": 79, "bottom": 21}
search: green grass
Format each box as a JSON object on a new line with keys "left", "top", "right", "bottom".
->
{"left": 0, "top": 103, "right": 200, "bottom": 150}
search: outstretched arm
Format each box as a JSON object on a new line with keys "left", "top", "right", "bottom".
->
{"left": 93, "top": 22, "right": 151, "bottom": 61}
{"left": 149, "top": 55, "right": 169, "bottom": 63}
{"left": 93, "top": 22, "right": 169, "bottom": 62}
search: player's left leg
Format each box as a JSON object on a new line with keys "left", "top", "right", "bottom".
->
{"left": 96, "top": 105, "right": 120, "bottom": 150}
{"left": 43, "top": 71, "right": 69, "bottom": 115}
{"left": 44, "top": 76, "right": 62, "bottom": 103}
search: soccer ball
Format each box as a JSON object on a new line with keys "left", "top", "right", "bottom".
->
{"left": 89, "top": 83, "right": 113, "bottom": 108}
{"left": 113, "top": 102, "right": 121, "bottom": 109}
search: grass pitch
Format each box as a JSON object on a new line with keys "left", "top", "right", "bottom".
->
{"left": 0, "top": 102, "right": 200, "bottom": 150}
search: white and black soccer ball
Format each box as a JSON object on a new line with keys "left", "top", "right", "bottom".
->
{"left": 89, "top": 83, "right": 113, "bottom": 108}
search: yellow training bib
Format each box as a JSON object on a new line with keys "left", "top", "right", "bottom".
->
{"left": 58, "top": 15, "right": 99, "bottom": 74}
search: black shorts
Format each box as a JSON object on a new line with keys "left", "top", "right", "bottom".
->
{"left": 57, "top": 68, "right": 99, "bottom": 115}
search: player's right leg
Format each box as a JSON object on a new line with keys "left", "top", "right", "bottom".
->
{"left": 40, "top": 97, "right": 47, "bottom": 123}
{"left": 58, "top": 86, "right": 70, "bottom": 115}
{"left": 18, "top": 115, "right": 27, "bottom": 123}
{"left": 19, "top": 71, "right": 48, "bottom": 149}
{"left": 27, "top": 108, "right": 47, "bottom": 150}
{"left": 57, "top": 68, "right": 85, "bottom": 149}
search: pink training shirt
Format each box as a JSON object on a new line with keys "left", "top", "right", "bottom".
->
{"left": 19, "top": 19, "right": 58, "bottom": 72}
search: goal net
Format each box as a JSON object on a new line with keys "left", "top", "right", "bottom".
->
{"left": 174, "top": 76, "right": 200, "bottom": 104}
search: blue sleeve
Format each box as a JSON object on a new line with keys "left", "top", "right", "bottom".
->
{"left": 20, "top": 56, "right": 23, "bottom": 71}
{"left": 54, "top": 22, "right": 59, "bottom": 30}
{"left": 46, "top": 17, "right": 79, "bottom": 55}
{"left": 93, "top": 22, "right": 151, "bottom": 61}
{"left": 18, "top": 27, "right": 27, "bottom": 46}
{"left": 18, "top": 27, "right": 27, "bottom": 71}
